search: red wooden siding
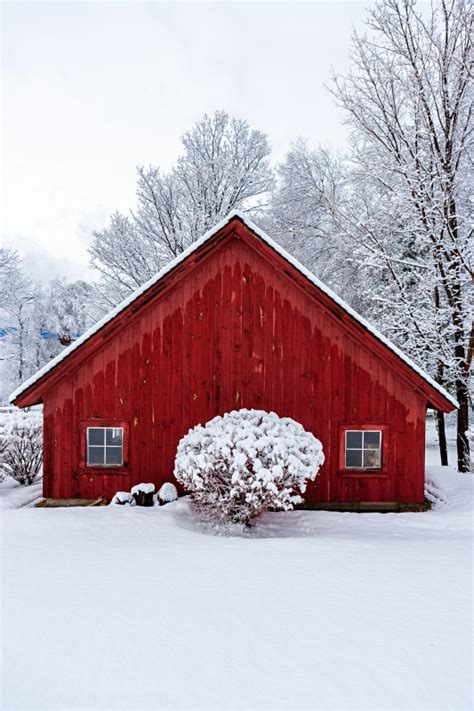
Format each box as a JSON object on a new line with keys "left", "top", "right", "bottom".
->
{"left": 36, "top": 222, "right": 433, "bottom": 502}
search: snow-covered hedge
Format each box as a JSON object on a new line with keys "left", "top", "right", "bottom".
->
{"left": 0, "top": 409, "right": 43, "bottom": 486}
{"left": 174, "top": 409, "right": 324, "bottom": 525}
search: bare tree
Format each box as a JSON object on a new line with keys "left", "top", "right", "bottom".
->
{"left": 0, "top": 249, "right": 96, "bottom": 402}
{"left": 89, "top": 111, "right": 275, "bottom": 303}
{"left": 266, "top": 141, "right": 370, "bottom": 313}
{"left": 0, "top": 247, "right": 20, "bottom": 305}
{"left": 329, "top": 0, "right": 473, "bottom": 471}
{"left": 176, "top": 111, "right": 274, "bottom": 230}
{"left": 0, "top": 249, "right": 36, "bottom": 383}
{"left": 44, "top": 278, "right": 96, "bottom": 346}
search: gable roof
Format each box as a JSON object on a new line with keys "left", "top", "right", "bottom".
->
{"left": 10, "top": 210, "right": 457, "bottom": 410}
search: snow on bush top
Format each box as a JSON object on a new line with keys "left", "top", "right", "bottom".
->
{"left": 110, "top": 491, "right": 135, "bottom": 505}
{"left": 174, "top": 409, "right": 324, "bottom": 525}
{"left": 158, "top": 482, "right": 178, "bottom": 503}
{"left": 131, "top": 482, "right": 155, "bottom": 495}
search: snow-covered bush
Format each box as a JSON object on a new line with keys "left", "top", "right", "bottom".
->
{"left": 111, "top": 482, "right": 178, "bottom": 507}
{"left": 174, "top": 409, "right": 324, "bottom": 525}
{"left": 110, "top": 491, "right": 135, "bottom": 506}
{"left": 131, "top": 482, "right": 155, "bottom": 507}
{"left": 0, "top": 409, "right": 43, "bottom": 486}
{"left": 157, "top": 482, "right": 178, "bottom": 505}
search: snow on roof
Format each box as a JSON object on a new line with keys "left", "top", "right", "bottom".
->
{"left": 9, "top": 210, "right": 458, "bottom": 408}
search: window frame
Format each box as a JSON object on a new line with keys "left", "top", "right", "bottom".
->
{"left": 338, "top": 424, "right": 389, "bottom": 477}
{"left": 79, "top": 419, "right": 129, "bottom": 473}
{"left": 86, "top": 426, "right": 124, "bottom": 467}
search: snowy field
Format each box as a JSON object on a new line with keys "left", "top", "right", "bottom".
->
{"left": 1, "top": 461, "right": 472, "bottom": 711}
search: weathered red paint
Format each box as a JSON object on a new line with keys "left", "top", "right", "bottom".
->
{"left": 14, "top": 217, "right": 454, "bottom": 503}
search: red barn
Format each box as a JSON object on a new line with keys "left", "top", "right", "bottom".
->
{"left": 11, "top": 212, "right": 456, "bottom": 508}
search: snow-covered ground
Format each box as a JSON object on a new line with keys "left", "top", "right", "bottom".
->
{"left": 1, "top": 463, "right": 472, "bottom": 710}
{"left": 0, "top": 476, "right": 43, "bottom": 510}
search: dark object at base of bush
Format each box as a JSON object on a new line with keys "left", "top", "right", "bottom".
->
{"left": 130, "top": 483, "right": 155, "bottom": 506}
{"left": 132, "top": 490, "right": 154, "bottom": 506}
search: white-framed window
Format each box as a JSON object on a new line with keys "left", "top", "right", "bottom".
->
{"left": 87, "top": 427, "right": 124, "bottom": 466}
{"left": 345, "top": 430, "right": 382, "bottom": 470}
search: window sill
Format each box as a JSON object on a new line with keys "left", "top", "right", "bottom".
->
{"left": 338, "top": 471, "right": 389, "bottom": 479}
{"left": 80, "top": 467, "right": 128, "bottom": 475}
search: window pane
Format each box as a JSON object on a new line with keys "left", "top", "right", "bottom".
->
{"left": 363, "top": 449, "right": 381, "bottom": 469}
{"left": 105, "top": 447, "right": 123, "bottom": 465}
{"left": 106, "top": 428, "right": 123, "bottom": 446}
{"left": 345, "top": 449, "right": 363, "bottom": 468}
{"left": 346, "top": 431, "right": 363, "bottom": 449}
{"left": 364, "top": 431, "right": 381, "bottom": 449}
{"left": 88, "top": 446, "right": 105, "bottom": 465}
{"left": 88, "top": 428, "right": 105, "bottom": 446}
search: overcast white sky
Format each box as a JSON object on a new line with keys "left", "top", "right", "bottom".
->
{"left": 2, "top": 0, "right": 370, "bottom": 283}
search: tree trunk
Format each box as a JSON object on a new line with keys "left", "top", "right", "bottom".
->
{"left": 450, "top": 275, "right": 471, "bottom": 473}
{"left": 435, "top": 410, "right": 449, "bottom": 466}
{"left": 434, "top": 345, "right": 449, "bottom": 466}
{"left": 18, "top": 319, "right": 24, "bottom": 381}
{"left": 456, "top": 377, "right": 471, "bottom": 472}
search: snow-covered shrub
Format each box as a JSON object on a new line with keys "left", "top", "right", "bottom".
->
{"left": 174, "top": 409, "right": 324, "bottom": 525}
{"left": 131, "top": 482, "right": 155, "bottom": 507}
{"left": 157, "top": 482, "right": 178, "bottom": 506}
{"left": 0, "top": 409, "right": 43, "bottom": 486}
{"left": 0, "top": 420, "right": 8, "bottom": 485}
{"left": 110, "top": 491, "right": 135, "bottom": 506}
{"left": 0, "top": 457, "right": 6, "bottom": 485}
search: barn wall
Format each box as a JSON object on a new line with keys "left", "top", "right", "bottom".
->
{"left": 43, "top": 232, "right": 427, "bottom": 502}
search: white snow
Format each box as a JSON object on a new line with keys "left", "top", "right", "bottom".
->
{"left": 130, "top": 482, "right": 155, "bottom": 495}
{"left": 1, "top": 463, "right": 472, "bottom": 710}
{"left": 157, "top": 482, "right": 178, "bottom": 503}
{"left": 9, "top": 210, "right": 457, "bottom": 409}
{"left": 0, "top": 476, "right": 43, "bottom": 509}
{"left": 110, "top": 491, "right": 134, "bottom": 505}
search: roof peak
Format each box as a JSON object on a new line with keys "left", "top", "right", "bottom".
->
{"left": 10, "top": 210, "right": 457, "bottom": 409}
